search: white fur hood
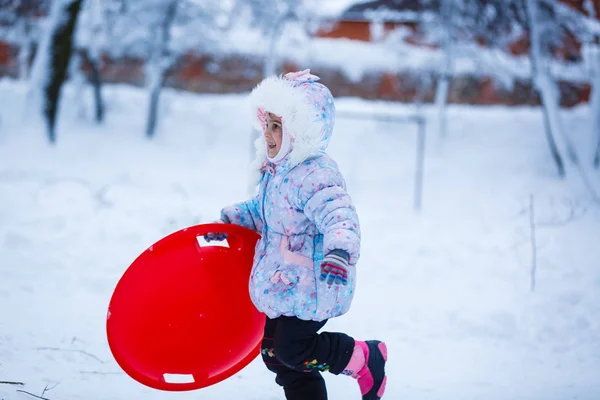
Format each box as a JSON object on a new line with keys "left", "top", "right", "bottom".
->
{"left": 248, "top": 70, "right": 336, "bottom": 180}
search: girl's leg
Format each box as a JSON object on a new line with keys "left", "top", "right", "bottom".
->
{"left": 273, "top": 316, "right": 388, "bottom": 400}
{"left": 273, "top": 316, "right": 354, "bottom": 375}
{"left": 261, "top": 317, "right": 327, "bottom": 400}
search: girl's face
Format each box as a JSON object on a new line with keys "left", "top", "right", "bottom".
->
{"left": 264, "top": 112, "right": 283, "bottom": 158}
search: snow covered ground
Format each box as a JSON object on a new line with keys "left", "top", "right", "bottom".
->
{"left": 1, "top": 78, "right": 599, "bottom": 400}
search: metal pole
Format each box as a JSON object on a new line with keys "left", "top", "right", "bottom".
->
{"left": 414, "top": 118, "right": 426, "bottom": 211}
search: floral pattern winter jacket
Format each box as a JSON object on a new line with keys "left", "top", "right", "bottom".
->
{"left": 221, "top": 155, "right": 360, "bottom": 321}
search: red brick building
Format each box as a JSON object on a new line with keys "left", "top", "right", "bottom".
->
{"left": 310, "top": 0, "right": 598, "bottom": 106}
{"left": 0, "top": 0, "right": 598, "bottom": 106}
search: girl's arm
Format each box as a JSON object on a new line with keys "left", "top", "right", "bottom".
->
{"left": 220, "top": 197, "right": 263, "bottom": 233}
{"left": 297, "top": 169, "right": 361, "bottom": 265}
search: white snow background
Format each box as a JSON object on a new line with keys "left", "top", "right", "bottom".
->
{"left": 1, "top": 78, "right": 599, "bottom": 400}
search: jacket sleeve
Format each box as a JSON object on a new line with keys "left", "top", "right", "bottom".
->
{"left": 296, "top": 168, "right": 361, "bottom": 265}
{"left": 220, "top": 196, "right": 263, "bottom": 233}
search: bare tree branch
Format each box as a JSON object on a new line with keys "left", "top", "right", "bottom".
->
{"left": 41, "top": 383, "right": 58, "bottom": 397}
{"left": 16, "top": 390, "right": 50, "bottom": 400}
{"left": 537, "top": 197, "right": 593, "bottom": 227}
{"left": 529, "top": 194, "right": 537, "bottom": 292}
{"left": 0, "top": 381, "right": 24, "bottom": 386}
{"left": 539, "top": 0, "right": 600, "bottom": 35}
{"left": 36, "top": 347, "right": 105, "bottom": 363}
{"left": 79, "top": 370, "right": 122, "bottom": 375}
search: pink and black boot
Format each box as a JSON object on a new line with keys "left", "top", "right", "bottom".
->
{"left": 342, "top": 340, "right": 388, "bottom": 399}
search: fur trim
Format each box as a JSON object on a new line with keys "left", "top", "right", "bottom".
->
{"left": 248, "top": 75, "right": 327, "bottom": 179}
{"left": 249, "top": 134, "right": 267, "bottom": 188}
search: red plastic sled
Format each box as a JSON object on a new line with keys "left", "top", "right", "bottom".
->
{"left": 106, "top": 223, "right": 265, "bottom": 391}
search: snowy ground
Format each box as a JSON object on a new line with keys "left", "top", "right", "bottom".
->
{"left": 1, "top": 78, "right": 599, "bottom": 400}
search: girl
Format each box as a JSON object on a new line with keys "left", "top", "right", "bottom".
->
{"left": 207, "top": 69, "right": 387, "bottom": 400}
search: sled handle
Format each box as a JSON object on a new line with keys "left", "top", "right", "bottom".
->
{"left": 183, "top": 223, "right": 260, "bottom": 256}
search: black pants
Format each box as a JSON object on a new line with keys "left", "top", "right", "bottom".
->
{"left": 261, "top": 316, "right": 355, "bottom": 400}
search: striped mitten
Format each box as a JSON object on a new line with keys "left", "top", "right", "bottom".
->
{"left": 320, "top": 249, "right": 350, "bottom": 286}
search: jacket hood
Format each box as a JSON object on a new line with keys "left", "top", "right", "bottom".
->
{"left": 248, "top": 70, "right": 335, "bottom": 181}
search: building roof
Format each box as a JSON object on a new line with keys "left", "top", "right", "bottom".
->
{"left": 341, "top": 0, "right": 436, "bottom": 22}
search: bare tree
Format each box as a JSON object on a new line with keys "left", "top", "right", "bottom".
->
{"left": 102, "top": 0, "right": 227, "bottom": 138}
{"left": 15, "top": 2, "right": 35, "bottom": 79}
{"left": 501, "top": 0, "right": 600, "bottom": 170}
{"left": 241, "top": 0, "right": 314, "bottom": 79}
{"left": 595, "top": 115, "right": 600, "bottom": 168}
{"left": 584, "top": 0, "right": 600, "bottom": 168}
{"left": 417, "top": 0, "right": 517, "bottom": 138}
{"left": 524, "top": 0, "right": 567, "bottom": 177}
{"left": 29, "top": 0, "right": 83, "bottom": 144}
{"left": 0, "top": 0, "right": 50, "bottom": 80}
{"left": 434, "top": 0, "right": 456, "bottom": 138}
{"left": 84, "top": 0, "right": 105, "bottom": 123}
{"left": 145, "top": 0, "right": 178, "bottom": 139}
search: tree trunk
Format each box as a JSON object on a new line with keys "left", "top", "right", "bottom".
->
{"left": 70, "top": 51, "right": 87, "bottom": 119}
{"left": 434, "top": 0, "right": 454, "bottom": 138}
{"left": 46, "top": 0, "right": 83, "bottom": 143}
{"left": 89, "top": 0, "right": 104, "bottom": 123}
{"left": 145, "top": 0, "right": 177, "bottom": 139}
{"left": 592, "top": 42, "right": 600, "bottom": 168}
{"left": 146, "top": 66, "right": 165, "bottom": 139}
{"left": 540, "top": 93, "right": 566, "bottom": 176}
{"left": 90, "top": 58, "right": 104, "bottom": 123}
{"left": 525, "top": 0, "right": 566, "bottom": 177}
{"left": 594, "top": 68, "right": 600, "bottom": 166}
{"left": 435, "top": 73, "right": 450, "bottom": 138}
{"left": 594, "top": 135, "right": 600, "bottom": 168}
{"left": 538, "top": 74, "right": 579, "bottom": 164}
{"left": 30, "top": 0, "right": 83, "bottom": 144}
{"left": 18, "top": 20, "right": 33, "bottom": 80}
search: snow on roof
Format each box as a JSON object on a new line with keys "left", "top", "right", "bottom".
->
{"left": 220, "top": 22, "right": 590, "bottom": 86}
{"left": 341, "top": 0, "right": 431, "bottom": 22}
{"left": 315, "top": 0, "right": 372, "bottom": 18}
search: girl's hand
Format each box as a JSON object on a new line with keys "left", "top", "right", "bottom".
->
{"left": 320, "top": 249, "right": 350, "bottom": 286}
{"left": 204, "top": 232, "right": 228, "bottom": 242}
{"left": 204, "top": 220, "right": 227, "bottom": 242}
